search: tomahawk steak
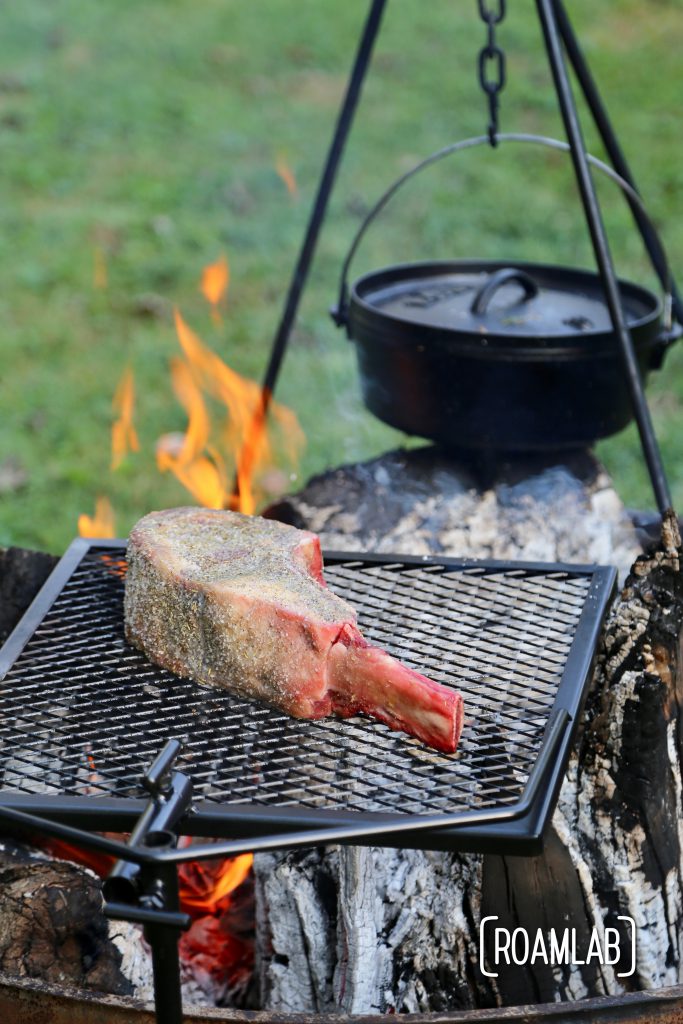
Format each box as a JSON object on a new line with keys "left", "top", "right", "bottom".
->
{"left": 124, "top": 508, "right": 463, "bottom": 753}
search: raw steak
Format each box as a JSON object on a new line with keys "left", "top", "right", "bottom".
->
{"left": 124, "top": 508, "right": 463, "bottom": 753}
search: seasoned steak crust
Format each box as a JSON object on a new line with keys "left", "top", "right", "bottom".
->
{"left": 124, "top": 507, "right": 463, "bottom": 753}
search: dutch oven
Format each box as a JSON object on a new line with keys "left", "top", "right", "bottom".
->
{"left": 341, "top": 258, "right": 667, "bottom": 451}
{"left": 332, "top": 134, "right": 681, "bottom": 453}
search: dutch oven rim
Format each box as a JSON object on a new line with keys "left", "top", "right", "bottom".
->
{"left": 347, "top": 258, "right": 663, "bottom": 353}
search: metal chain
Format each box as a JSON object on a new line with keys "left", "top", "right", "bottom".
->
{"left": 477, "top": 0, "right": 506, "bottom": 147}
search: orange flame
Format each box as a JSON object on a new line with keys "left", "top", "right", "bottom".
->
{"left": 275, "top": 153, "right": 298, "bottom": 199}
{"left": 200, "top": 255, "right": 230, "bottom": 324}
{"left": 78, "top": 496, "right": 116, "bottom": 538}
{"left": 156, "top": 359, "right": 230, "bottom": 509}
{"left": 157, "top": 310, "right": 304, "bottom": 514}
{"left": 44, "top": 838, "right": 116, "bottom": 879}
{"left": 179, "top": 853, "right": 253, "bottom": 916}
{"left": 111, "top": 367, "right": 140, "bottom": 470}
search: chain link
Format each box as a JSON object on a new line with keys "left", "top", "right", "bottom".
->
{"left": 477, "top": 0, "right": 507, "bottom": 146}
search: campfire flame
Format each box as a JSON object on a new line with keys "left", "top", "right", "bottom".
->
{"left": 275, "top": 153, "right": 298, "bottom": 199}
{"left": 156, "top": 356, "right": 230, "bottom": 509}
{"left": 156, "top": 310, "right": 304, "bottom": 514}
{"left": 111, "top": 367, "right": 140, "bottom": 471}
{"left": 200, "top": 255, "right": 230, "bottom": 324}
{"left": 79, "top": 255, "right": 302, "bottom": 532}
{"left": 78, "top": 496, "right": 116, "bottom": 538}
{"left": 179, "top": 853, "right": 253, "bottom": 916}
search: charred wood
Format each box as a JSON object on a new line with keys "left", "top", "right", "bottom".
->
{"left": 484, "top": 513, "right": 683, "bottom": 1000}
{"left": 0, "top": 841, "right": 133, "bottom": 996}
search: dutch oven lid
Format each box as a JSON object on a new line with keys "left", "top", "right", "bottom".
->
{"left": 350, "top": 260, "right": 659, "bottom": 339}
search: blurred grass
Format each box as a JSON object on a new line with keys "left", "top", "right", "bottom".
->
{"left": 0, "top": 0, "right": 681, "bottom": 552}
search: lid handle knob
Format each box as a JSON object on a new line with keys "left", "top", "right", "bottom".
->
{"left": 470, "top": 267, "right": 540, "bottom": 315}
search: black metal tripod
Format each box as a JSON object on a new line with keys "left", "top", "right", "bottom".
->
{"left": 242, "top": 0, "right": 679, "bottom": 516}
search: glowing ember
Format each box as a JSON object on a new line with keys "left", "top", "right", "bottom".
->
{"left": 200, "top": 255, "right": 230, "bottom": 324}
{"left": 156, "top": 310, "right": 304, "bottom": 514}
{"left": 111, "top": 367, "right": 140, "bottom": 471}
{"left": 177, "top": 849, "right": 255, "bottom": 1000}
{"left": 179, "top": 914, "right": 253, "bottom": 999}
{"left": 275, "top": 153, "right": 298, "bottom": 199}
{"left": 78, "top": 496, "right": 116, "bottom": 538}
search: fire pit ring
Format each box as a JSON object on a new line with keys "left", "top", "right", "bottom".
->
{"left": 3, "top": 972, "right": 683, "bottom": 1024}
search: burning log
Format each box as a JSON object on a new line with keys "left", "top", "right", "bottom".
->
{"left": 0, "top": 840, "right": 133, "bottom": 996}
{"left": 257, "top": 445, "right": 683, "bottom": 1012}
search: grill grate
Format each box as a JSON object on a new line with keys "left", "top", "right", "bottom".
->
{"left": 0, "top": 540, "right": 614, "bottom": 849}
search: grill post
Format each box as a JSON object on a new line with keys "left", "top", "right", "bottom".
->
{"left": 231, "top": 0, "right": 388, "bottom": 506}
{"left": 554, "top": 0, "right": 683, "bottom": 326}
{"left": 139, "top": 830, "right": 185, "bottom": 1024}
{"left": 104, "top": 740, "right": 193, "bottom": 903}
{"left": 101, "top": 743, "right": 193, "bottom": 1024}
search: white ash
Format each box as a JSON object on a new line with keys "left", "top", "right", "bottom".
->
{"left": 109, "top": 921, "right": 154, "bottom": 1001}
{"left": 284, "top": 452, "right": 640, "bottom": 582}
{"left": 255, "top": 848, "right": 337, "bottom": 1012}
{"left": 111, "top": 922, "right": 223, "bottom": 1007}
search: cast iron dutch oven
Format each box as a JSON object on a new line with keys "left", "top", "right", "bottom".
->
{"left": 341, "top": 258, "right": 667, "bottom": 451}
{"left": 332, "top": 135, "right": 680, "bottom": 452}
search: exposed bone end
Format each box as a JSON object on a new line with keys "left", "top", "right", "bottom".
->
{"left": 328, "top": 624, "right": 463, "bottom": 754}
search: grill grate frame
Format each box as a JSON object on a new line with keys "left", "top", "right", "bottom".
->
{"left": 0, "top": 539, "right": 615, "bottom": 851}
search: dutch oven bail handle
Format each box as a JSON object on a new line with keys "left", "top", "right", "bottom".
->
{"left": 331, "top": 132, "right": 680, "bottom": 363}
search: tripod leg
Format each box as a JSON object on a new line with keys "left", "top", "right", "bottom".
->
{"left": 555, "top": 0, "right": 683, "bottom": 323}
{"left": 146, "top": 903, "right": 183, "bottom": 1024}
{"left": 536, "top": 0, "right": 673, "bottom": 515}
{"left": 140, "top": 834, "right": 185, "bottom": 1024}
{"left": 232, "top": 0, "right": 388, "bottom": 506}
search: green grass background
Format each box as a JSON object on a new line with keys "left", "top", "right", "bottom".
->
{"left": 0, "top": 0, "right": 681, "bottom": 552}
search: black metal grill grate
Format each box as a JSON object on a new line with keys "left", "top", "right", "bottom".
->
{"left": 0, "top": 541, "right": 613, "bottom": 834}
